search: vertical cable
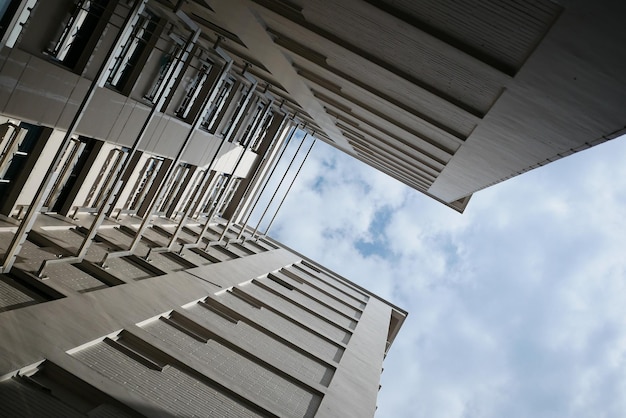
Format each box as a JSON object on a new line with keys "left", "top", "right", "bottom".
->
{"left": 250, "top": 131, "right": 308, "bottom": 238}
{"left": 262, "top": 138, "right": 316, "bottom": 238}
{"left": 216, "top": 115, "right": 291, "bottom": 241}
{"left": 235, "top": 123, "right": 297, "bottom": 240}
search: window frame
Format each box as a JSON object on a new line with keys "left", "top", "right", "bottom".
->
{"left": 45, "top": 0, "right": 114, "bottom": 73}
{"left": 106, "top": 7, "right": 163, "bottom": 95}
{"left": 175, "top": 57, "right": 215, "bottom": 121}
{"left": 143, "top": 32, "right": 185, "bottom": 104}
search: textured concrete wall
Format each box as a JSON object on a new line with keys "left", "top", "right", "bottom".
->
{"left": 0, "top": 49, "right": 241, "bottom": 168}
{"left": 0, "top": 248, "right": 300, "bottom": 374}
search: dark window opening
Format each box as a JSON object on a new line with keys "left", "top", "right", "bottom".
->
{"left": 221, "top": 86, "right": 249, "bottom": 139}
{"left": 0, "top": 122, "right": 43, "bottom": 200}
{"left": 0, "top": 0, "right": 22, "bottom": 40}
{"left": 107, "top": 9, "right": 160, "bottom": 93}
{"left": 44, "top": 136, "right": 95, "bottom": 213}
{"left": 144, "top": 34, "right": 184, "bottom": 103}
{"left": 176, "top": 61, "right": 213, "bottom": 119}
{"left": 200, "top": 76, "right": 234, "bottom": 132}
{"left": 46, "top": 0, "right": 110, "bottom": 70}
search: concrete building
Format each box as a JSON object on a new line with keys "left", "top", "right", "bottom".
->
{"left": 0, "top": 0, "right": 623, "bottom": 415}
{"left": 194, "top": 0, "right": 625, "bottom": 213}
{"left": 0, "top": 0, "right": 624, "bottom": 216}
{"left": 0, "top": 1, "right": 406, "bottom": 416}
{"left": 0, "top": 218, "right": 406, "bottom": 417}
{"left": 122, "top": 0, "right": 625, "bottom": 213}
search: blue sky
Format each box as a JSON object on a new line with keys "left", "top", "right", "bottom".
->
{"left": 250, "top": 132, "right": 626, "bottom": 418}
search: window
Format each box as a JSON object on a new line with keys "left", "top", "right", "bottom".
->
{"left": 156, "top": 162, "right": 191, "bottom": 214}
{"left": 83, "top": 147, "right": 127, "bottom": 210}
{"left": 0, "top": 122, "right": 27, "bottom": 183}
{"left": 180, "top": 169, "right": 206, "bottom": 214}
{"left": 0, "top": 122, "right": 42, "bottom": 201}
{"left": 251, "top": 108, "right": 275, "bottom": 151}
{"left": 125, "top": 156, "right": 164, "bottom": 212}
{"left": 176, "top": 60, "right": 213, "bottom": 120}
{"left": 217, "top": 177, "right": 241, "bottom": 216}
{"left": 199, "top": 76, "right": 234, "bottom": 132}
{"left": 0, "top": 0, "right": 37, "bottom": 48}
{"left": 107, "top": 8, "right": 160, "bottom": 93}
{"left": 47, "top": 0, "right": 110, "bottom": 70}
{"left": 240, "top": 98, "right": 274, "bottom": 149}
{"left": 220, "top": 85, "right": 249, "bottom": 139}
{"left": 42, "top": 136, "right": 89, "bottom": 212}
{"left": 200, "top": 172, "right": 228, "bottom": 214}
{"left": 144, "top": 34, "right": 185, "bottom": 104}
{"left": 0, "top": 1, "right": 20, "bottom": 39}
{"left": 239, "top": 97, "right": 264, "bottom": 146}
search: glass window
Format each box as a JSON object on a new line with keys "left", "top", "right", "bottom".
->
{"left": 176, "top": 60, "right": 213, "bottom": 119}
{"left": 125, "top": 156, "right": 164, "bottom": 212}
{"left": 251, "top": 109, "right": 275, "bottom": 151}
{"left": 107, "top": 9, "right": 159, "bottom": 91}
{"left": 240, "top": 98, "right": 271, "bottom": 148}
{"left": 220, "top": 85, "right": 249, "bottom": 139}
{"left": 0, "top": 122, "right": 42, "bottom": 200}
{"left": 144, "top": 34, "right": 184, "bottom": 103}
{"left": 200, "top": 172, "right": 228, "bottom": 214}
{"left": 200, "top": 76, "right": 234, "bottom": 132}
{"left": 217, "top": 177, "right": 241, "bottom": 216}
{"left": 47, "top": 0, "right": 110, "bottom": 69}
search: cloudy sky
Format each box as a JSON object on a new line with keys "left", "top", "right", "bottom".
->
{"left": 249, "top": 131, "right": 626, "bottom": 418}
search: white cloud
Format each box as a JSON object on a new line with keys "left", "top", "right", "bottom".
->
{"left": 253, "top": 134, "right": 626, "bottom": 418}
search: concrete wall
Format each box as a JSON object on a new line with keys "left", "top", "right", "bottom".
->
{"left": 0, "top": 38, "right": 240, "bottom": 171}
{"left": 0, "top": 242, "right": 404, "bottom": 417}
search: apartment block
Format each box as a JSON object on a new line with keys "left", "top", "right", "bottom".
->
{"left": 0, "top": 1, "right": 406, "bottom": 416}
{"left": 0, "top": 0, "right": 622, "bottom": 415}
{"left": 0, "top": 221, "right": 406, "bottom": 417}
{"left": 1, "top": 1, "right": 624, "bottom": 216}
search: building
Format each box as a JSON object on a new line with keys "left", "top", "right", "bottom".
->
{"left": 0, "top": 217, "right": 406, "bottom": 417}
{"left": 0, "top": 0, "right": 623, "bottom": 415}
{"left": 194, "top": 0, "right": 626, "bottom": 212}
{"left": 0, "top": 1, "right": 406, "bottom": 416}
{"left": 0, "top": 0, "right": 624, "bottom": 217}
